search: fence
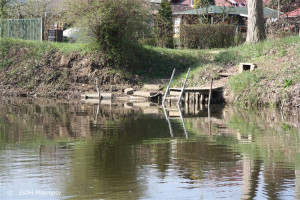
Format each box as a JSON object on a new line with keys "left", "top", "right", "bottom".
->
{"left": 0, "top": 18, "right": 43, "bottom": 41}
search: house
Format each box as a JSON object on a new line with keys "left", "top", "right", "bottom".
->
{"left": 149, "top": 0, "right": 193, "bottom": 14}
{"left": 173, "top": 5, "right": 279, "bottom": 37}
{"left": 279, "top": 8, "right": 300, "bottom": 34}
{"left": 215, "top": 0, "right": 247, "bottom": 7}
{"left": 281, "top": 7, "right": 300, "bottom": 19}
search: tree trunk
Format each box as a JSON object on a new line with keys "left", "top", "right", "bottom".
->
{"left": 246, "top": 0, "right": 266, "bottom": 44}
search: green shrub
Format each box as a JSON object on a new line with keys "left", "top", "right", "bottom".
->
{"left": 180, "top": 24, "right": 236, "bottom": 49}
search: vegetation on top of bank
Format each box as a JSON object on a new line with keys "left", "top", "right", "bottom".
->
{"left": 214, "top": 36, "right": 300, "bottom": 65}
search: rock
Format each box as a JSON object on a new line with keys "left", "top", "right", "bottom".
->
{"left": 124, "top": 88, "right": 134, "bottom": 95}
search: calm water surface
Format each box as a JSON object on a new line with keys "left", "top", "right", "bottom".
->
{"left": 0, "top": 99, "right": 300, "bottom": 200}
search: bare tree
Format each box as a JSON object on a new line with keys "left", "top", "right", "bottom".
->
{"left": 246, "top": 0, "right": 266, "bottom": 44}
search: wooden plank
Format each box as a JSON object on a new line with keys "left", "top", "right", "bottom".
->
{"left": 218, "top": 72, "right": 236, "bottom": 77}
{"left": 170, "top": 86, "right": 223, "bottom": 92}
{"left": 170, "top": 91, "right": 181, "bottom": 96}
{"left": 133, "top": 102, "right": 157, "bottom": 107}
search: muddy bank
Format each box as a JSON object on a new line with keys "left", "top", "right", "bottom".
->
{"left": 0, "top": 50, "right": 142, "bottom": 99}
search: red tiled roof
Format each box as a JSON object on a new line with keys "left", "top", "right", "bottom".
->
{"left": 172, "top": 5, "right": 193, "bottom": 13}
{"left": 214, "top": 0, "right": 246, "bottom": 7}
{"left": 282, "top": 7, "right": 300, "bottom": 17}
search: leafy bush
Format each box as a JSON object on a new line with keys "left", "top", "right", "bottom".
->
{"left": 64, "top": 0, "right": 152, "bottom": 68}
{"left": 180, "top": 24, "right": 236, "bottom": 49}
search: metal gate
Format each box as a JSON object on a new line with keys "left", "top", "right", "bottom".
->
{"left": 0, "top": 18, "right": 43, "bottom": 41}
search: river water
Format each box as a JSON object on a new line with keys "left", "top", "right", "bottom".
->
{"left": 0, "top": 98, "right": 300, "bottom": 200}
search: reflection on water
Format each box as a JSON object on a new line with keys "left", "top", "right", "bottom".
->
{"left": 0, "top": 98, "right": 300, "bottom": 199}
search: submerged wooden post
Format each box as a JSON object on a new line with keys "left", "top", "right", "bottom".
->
{"left": 208, "top": 78, "right": 213, "bottom": 108}
{"left": 95, "top": 78, "right": 101, "bottom": 102}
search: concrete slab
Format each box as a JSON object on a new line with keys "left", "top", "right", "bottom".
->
{"left": 143, "top": 84, "right": 162, "bottom": 90}
{"left": 143, "top": 108, "right": 159, "bottom": 114}
{"left": 81, "top": 99, "right": 112, "bottom": 105}
{"left": 130, "top": 96, "right": 148, "bottom": 100}
{"left": 81, "top": 93, "right": 113, "bottom": 99}
{"left": 133, "top": 102, "right": 157, "bottom": 107}
{"left": 239, "top": 63, "right": 257, "bottom": 73}
{"left": 133, "top": 91, "right": 157, "bottom": 97}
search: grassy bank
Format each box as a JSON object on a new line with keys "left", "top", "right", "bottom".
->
{"left": 0, "top": 38, "right": 204, "bottom": 78}
{"left": 223, "top": 36, "right": 300, "bottom": 106}
{"left": 1, "top": 36, "right": 299, "bottom": 106}
{"left": 171, "top": 36, "right": 300, "bottom": 107}
{"left": 0, "top": 38, "right": 205, "bottom": 97}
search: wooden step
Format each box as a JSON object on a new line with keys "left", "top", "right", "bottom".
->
{"left": 169, "top": 111, "right": 180, "bottom": 117}
{"left": 170, "top": 91, "right": 181, "bottom": 96}
{"left": 218, "top": 72, "right": 237, "bottom": 77}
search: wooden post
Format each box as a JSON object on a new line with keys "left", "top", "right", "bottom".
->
{"left": 208, "top": 78, "right": 213, "bottom": 108}
{"left": 95, "top": 78, "right": 101, "bottom": 102}
{"left": 200, "top": 94, "right": 204, "bottom": 104}
{"left": 41, "top": 17, "right": 44, "bottom": 41}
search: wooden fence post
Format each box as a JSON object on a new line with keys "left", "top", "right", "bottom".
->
{"left": 208, "top": 78, "right": 213, "bottom": 108}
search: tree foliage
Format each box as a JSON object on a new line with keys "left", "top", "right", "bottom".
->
{"left": 64, "top": 0, "right": 151, "bottom": 67}
{"left": 154, "top": 0, "right": 173, "bottom": 48}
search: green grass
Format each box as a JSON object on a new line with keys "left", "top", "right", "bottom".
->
{"left": 228, "top": 70, "right": 265, "bottom": 94}
{"left": 214, "top": 36, "right": 300, "bottom": 65}
{"left": 0, "top": 38, "right": 92, "bottom": 55}
{"left": 0, "top": 38, "right": 206, "bottom": 79}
